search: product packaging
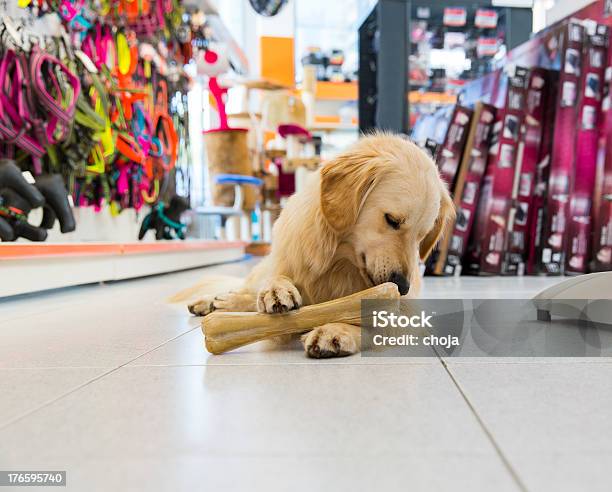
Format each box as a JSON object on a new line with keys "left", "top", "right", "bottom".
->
{"left": 503, "top": 68, "right": 558, "bottom": 275}
{"left": 430, "top": 102, "right": 496, "bottom": 275}
{"left": 425, "top": 105, "right": 473, "bottom": 274}
{"left": 463, "top": 112, "right": 503, "bottom": 274}
{"left": 435, "top": 106, "right": 474, "bottom": 192}
{"left": 538, "top": 20, "right": 586, "bottom": 274}
{"left": 591, "top": 29, "right": 612, "bottom": 272}
{"left": 526, "top": 70, "right": 560, "bottom": 274}
{"left": 477, "top": 66, "right": 529, "bottom": 274}
{"left": 565, "top": 23, "right": 609, "bottom": 274}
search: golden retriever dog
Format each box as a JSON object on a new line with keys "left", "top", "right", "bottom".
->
{"left": 188, "top": 133, "right": 454, "bottom": 358}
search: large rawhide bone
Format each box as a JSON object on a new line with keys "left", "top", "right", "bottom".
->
{"left": 202, "top": 282, "right": 400, "bottom": 354}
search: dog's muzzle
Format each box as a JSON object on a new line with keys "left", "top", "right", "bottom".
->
{"left": 388, "top": 272, "right": 409, "bottom": 295}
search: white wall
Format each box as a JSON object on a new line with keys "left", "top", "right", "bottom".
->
{"left": 213, "top": 0, "right": 296, "bottom": 79}
{"left": 542, "top": 0, "right": 597, "bottom": 26}
{"left": 39, "top": 206, "right": 144, "bottom": 243}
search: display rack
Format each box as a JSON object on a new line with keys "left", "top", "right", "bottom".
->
{"left": 358, "top": 0, "right": 532, "bottom": 133}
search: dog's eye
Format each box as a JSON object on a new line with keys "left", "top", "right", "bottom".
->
{"left": 385, "top": 213, "right": 401, "bottom": 230}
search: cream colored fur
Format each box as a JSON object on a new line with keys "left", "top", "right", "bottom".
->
{"left": 188, "top": 133, "right": 454, "bottom": 358}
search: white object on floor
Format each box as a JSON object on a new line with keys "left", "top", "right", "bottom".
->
{"left": 533, "top": 272, "right": 612, "bottom": 325}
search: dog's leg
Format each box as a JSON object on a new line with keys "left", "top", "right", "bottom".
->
{"left": 301, "top": 323, "right": 360, "bottom": 358}
{"left": 256, "top": 276, "right": 303, "bottom": 314}
{"left": 188, "top": 291, "right": 257, "bottom": 316}
{"left": 187, "top": 274, "right": 302, "bottom": 316}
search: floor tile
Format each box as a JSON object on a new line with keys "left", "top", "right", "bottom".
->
{"left": 0, "top": 263, "right": 250, "bottom": 369}
{"left": 0, "top": 283, "right": 101, "bottom": 324}
{"left": 0, "top": 258, "right": 251, "bottom": 324}
{"left": 15, "top": 454, "right": 518, "bottom": 492}
{"left": 422, "top": 275, "right": 562, "bottom": 298}
{"left": 0, "top": 364, "right": 519, "bottom": 492}
{"left": 127, "top": 328, "right": 438, "bottom": 366}
{"left": 0, "top": 368, "right": 106, "bottom": 428}
{"left": 0, "top": 259, "right": 599, "bottom": 491}
{"left": 446, "top": 361, "right": 612, "bottom": 492}
{"left": 0, "top": 303, "right": 199, "bottom": 369}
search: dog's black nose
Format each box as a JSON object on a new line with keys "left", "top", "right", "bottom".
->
{"left": 388, "top": 272, "right": 409, "bottom": 295}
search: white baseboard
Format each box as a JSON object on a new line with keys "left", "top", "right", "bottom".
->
{"left": 0, "top": 241, "right": 245, "bottom": 298}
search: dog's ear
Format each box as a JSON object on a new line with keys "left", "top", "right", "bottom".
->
{"left": 320, "top": 154, "right": 382, "bottom": 234}
{"left": 419, "top": 185, "right": 456, "bottom": 261}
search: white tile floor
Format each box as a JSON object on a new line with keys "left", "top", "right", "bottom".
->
{"left": 0, "top": 259, "right": 610, "bottom": 492}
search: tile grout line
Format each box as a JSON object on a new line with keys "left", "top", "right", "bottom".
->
{"left": 0, "top": 327, "right": 199, "bottom": 432}
{"left": 128, "top": 360, "right": 442, "bottom": 367}
{"left": 438, "top": 355, "right": 530, "bottom": 492}
{"left": 4, "top": 358, "right": 612, "bottom": 369}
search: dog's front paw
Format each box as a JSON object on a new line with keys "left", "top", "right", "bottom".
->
{"left": 187, "top": 295, "right": 217, "bottom": 316}
{"left": 257, "top": 277, "right": 302, "bottom": 314}
{"left": 301, "top": 323, "right": 359, "bottom": 359}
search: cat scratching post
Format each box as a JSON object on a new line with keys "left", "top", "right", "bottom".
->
{"left": 204, "top": 128, "right": 257, "bottom": 211}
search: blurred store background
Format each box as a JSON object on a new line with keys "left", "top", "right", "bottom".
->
{"left": 1, "top": 0, "right": 611, "bottom": 297}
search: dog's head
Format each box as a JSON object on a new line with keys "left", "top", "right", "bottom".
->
{"left": 320, "top": 133, "right": 454, "bottom": 296}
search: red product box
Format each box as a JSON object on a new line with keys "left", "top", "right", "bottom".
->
{"left": 425, "top": 105, "right": 472, "bottom": 274}
{"left": 478, "top": 66, "right": 530, "bottom": 274}
{"left": 463, "top": 112, "right": 504, "bottom": 274}
{"left": 431, "top": 103, "right": 496, "bottom": 275}
{"left": 436, "top": 106, "right": 474, "bottom": 192}
{"left": 591, "top": 44, "right": 612, "bottom": 272}
{"left": 503, "top": 68, "right": 558, "bottom": 275}
{"left": 538, "top": 20, "right": 586, "bottom": 275}
{"left": 526, "top": 71, "right": 559, "bottom": 274}
{"left": 565, "top": 24, "right": 609, "bottom": 274}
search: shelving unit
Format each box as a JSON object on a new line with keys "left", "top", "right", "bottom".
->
{"left": 309, "top": 114, "right": 358, "bottom": 131}
{"left": 0, "top": 241, "right": 246, "bottom": 298}
{"left": 314, "top": 81, "right": 358, "bottom": 100}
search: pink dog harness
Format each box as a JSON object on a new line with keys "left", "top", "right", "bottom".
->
{"left": 0, "top": 45, "right": 81, "bottom": 174}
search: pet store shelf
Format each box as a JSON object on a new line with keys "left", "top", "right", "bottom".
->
{"left": 0, "top": 240, "right": 246, "bottom": 298}
{"left": 315, "top": 81, "right": 358, "bottom": 100}
{"left": 310, "top": 115, "right": 358, "bottom": 132}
